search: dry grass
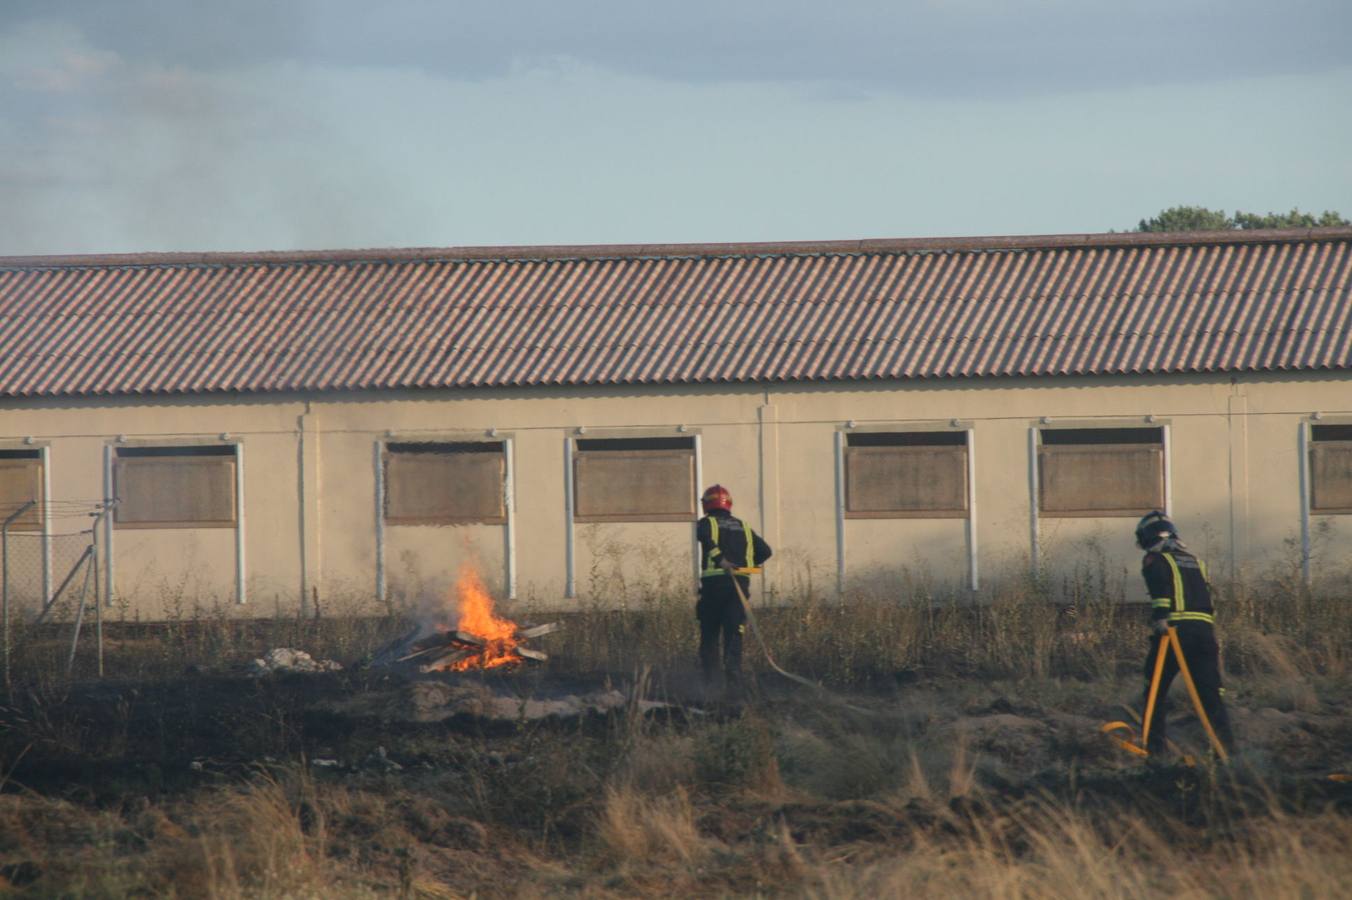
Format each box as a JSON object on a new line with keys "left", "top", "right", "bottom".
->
{"left": 597, "top": 786, "right": 707, "bottom": 869}
{"left": 551, "top": 567, "right": 1351, "bottom": 691}
{"left": 2, "top": 757, "right": 1349, "bottom": 898}
{"left": 9, "top": 536, "right": 1350, "bottom": 692}
{"left": 0, "top": 772, "right": 331, "bottom": 898}
{"left": 1, "top": 544, "right": 1349, "bottom": 897}
{"left": 805, "top": 803, "right": 1352, "bottom": 900}
{"left": 198, "top": 773, "right": 332, "bottom": 899}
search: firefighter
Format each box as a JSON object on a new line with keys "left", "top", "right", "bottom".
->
{"left": 696, "top": 484, "right": 772, "bottom": 686}
{"left": 1135, "top": 511, "right": 1235, "bottom": 756}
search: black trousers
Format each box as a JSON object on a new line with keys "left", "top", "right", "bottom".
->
{"left": 696, "top": 578, "right": 747, "bottom": 682}
{"left": 1142, "top": 621, "right": 1235, "bottom": 754}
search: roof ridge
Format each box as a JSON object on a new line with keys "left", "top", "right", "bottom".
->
{"left": 4, "top": 227, "right": 1351, "bottom": 270}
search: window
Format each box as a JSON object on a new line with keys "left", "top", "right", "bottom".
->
{"left": 1038, "top": 427, "right": 1164, "bottom": 516}
{"left": 383, "top": 442, "right": 507, "bottom": 525}
{"left": 0, "top": 449, "right": 42, "bottom": 532}
{"left": 573, "top": 437, "right": 695, "bottom": 522}
{"left": 1310, "top": 424, "right": 1352, "bottom": 514}
{"left": 114, "top": 445, "right": 237, "bottom": 528}
{"left": 845, "top": 431, "right": 968, "bottom": 518}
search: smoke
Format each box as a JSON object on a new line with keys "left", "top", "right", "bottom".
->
{"left": 3, "top": 7, "right": 1350, "bottom": 256}
{"left": 1, "top": 23, "right": 226, "bottom": 251}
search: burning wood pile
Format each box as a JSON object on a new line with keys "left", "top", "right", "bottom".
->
{"left": 384, "top": 566, "right": 560, "bottom": 673}
{"left": 397, "top": 620, "right": 560, "bottom": 672}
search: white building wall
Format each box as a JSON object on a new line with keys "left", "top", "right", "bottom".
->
{"left": 0, "top": 371, "right": 1349, "bottom": 618}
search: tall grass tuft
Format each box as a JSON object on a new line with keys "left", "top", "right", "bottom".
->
{"left": 7, "top": 541, "right": 1349, "bottom": 691}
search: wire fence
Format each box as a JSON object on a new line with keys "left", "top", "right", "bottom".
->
{"left": 2, "top": 500, "right": 110, "bottom": 692}
{"left": 1, "top": 495, "right": 416, "bottom": 688}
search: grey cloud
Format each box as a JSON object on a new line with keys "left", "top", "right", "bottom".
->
{"left": 3, "top": 0, "right": 1350, "bottom": 98}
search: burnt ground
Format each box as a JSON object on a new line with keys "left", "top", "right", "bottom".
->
{"left": 0, "top": 660, "right": 1350, "bottom": 896}
{"left": 4, "top": 661, "right": 1349, "bottom": 805}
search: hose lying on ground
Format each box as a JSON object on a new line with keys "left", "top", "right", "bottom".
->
{"left": 727, "top": 569, "right": 874, "bottom": 716}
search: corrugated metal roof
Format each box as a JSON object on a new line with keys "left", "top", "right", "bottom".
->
{"left": 1, "top": 229, "right": 1350, "bottom": 399}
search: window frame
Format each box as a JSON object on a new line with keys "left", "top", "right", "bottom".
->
{"left": 1309, "top": 423, "right": 1352, "bottom": 515}
{"left": 572, "top": 436, "right": 697, "bottom": 524}
{"left": 113, "top": 444, "right": 239, "bottom": 530}
{"left": 1036, "top": 426, "right": 1166, "bottom": 518}
{"left": 843, "top": 430, "right": 970, "bottom": 520}
{"left": 382, "top": 441, "right": 508, "bottom": 526}
{"left": 0, "top": 448, "right": 44, "bottom": 533}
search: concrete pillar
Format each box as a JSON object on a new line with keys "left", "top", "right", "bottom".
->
{"left": 757, "top": 403, "right": 781, "bottom": 597}
{"left": 298, "top": 402, "right": 323, "bottom": 609}
{"left": 1226, "top": 387, "right": 1249, "bottom": 582}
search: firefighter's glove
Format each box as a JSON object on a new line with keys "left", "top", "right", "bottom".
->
{"left": 719, "top": 558, "right": 738, "bottom": 574}
{"left": 1151, "top": 619, "right": 1170, "bottom": 636}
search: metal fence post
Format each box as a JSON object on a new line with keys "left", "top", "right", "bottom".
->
{"left": 92, "top": 508, "right": 104, "bottom": 677}
{"left": 3, "top": 500, "right": 38, "bottom": 695}
{"left": 65, "top": 549, "right": 94, "bottom": 678}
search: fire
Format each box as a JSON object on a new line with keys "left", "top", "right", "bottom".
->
{"left": 448, "top": 565, "right": 520, "bottom": 671}
{"left": 399, "top": 565, "right": 555, "bottom": 673}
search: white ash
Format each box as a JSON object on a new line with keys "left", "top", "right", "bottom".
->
{"left": 247, "top": 648, "right": 343, "bottom": 677}
{"left": 407, "top": 681, "right": 671, "bottom": 722}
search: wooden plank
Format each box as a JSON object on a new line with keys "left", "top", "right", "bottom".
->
{"left": 1039, "top": 444, "right": 1163, "bottom": 515}
{"left": 407, "top": 630, "right": 455, "bottom": 651}
{"left": 419, "top": 649, "right": 474, "bottom": 672}
{"left": 398, "top": 630, "right": 486, "bottom": 663}
{"left": 845, "top": 445, "right": 968, "bottom": 516}
{"left": 515, "top": 622, "right": 561, "bottom": 640}
{"left": 0, "top": 458, "right": 42, "bottom": 532}
{"left": 1311, "top": 443, "right": 1352, "bottom": 512}
{"left": 385, "top": 448, "right": 506, "bottom": 525}
{"left": 369, "top": 625, "right": 423, "bottom": 665}
{"left": 395, "top": 643, "right": 447, "bottom": 663}
{"left": 573, "top": 449, "right": 695, "bottom": 521}
{"left": 115, "top": 456, "right": 237, "bottom": 527}
{"left": 513, "top": 647, "right": 548, "bottom": 662}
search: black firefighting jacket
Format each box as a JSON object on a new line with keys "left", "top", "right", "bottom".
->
{"left": 1142, "top": 542, "right": 1215, "bottom": 626}
{"left": 697, "top": 511, "right": 772, "bottom": 579}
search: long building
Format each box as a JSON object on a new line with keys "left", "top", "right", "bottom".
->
{"left": 1, "top": 228, "right": 1350, "bottom": 617}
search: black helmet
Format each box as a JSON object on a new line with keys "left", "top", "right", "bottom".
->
{"left": 1135, "top": 511, "right": 1178, "bottom": 549}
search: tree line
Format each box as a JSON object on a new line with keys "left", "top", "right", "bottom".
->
{"left": 1137, "top": 206, "right": 1349, "bottom": 233}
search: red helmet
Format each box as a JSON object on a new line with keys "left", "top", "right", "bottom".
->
{"left": 701, "top": 484, "right": 732, "bottom": 514}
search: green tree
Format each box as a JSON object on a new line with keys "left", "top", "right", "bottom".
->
{"left": 1137, "top": 206, "right": 1232, "bottom": 233}
{"left": 1232, "top": 208, "right": 1351, "bottom": 230}
{"left": 1137, "top": 205, "right": 1350, "bottom": 233}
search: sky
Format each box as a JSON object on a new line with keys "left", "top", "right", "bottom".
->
{"left": 2, "top": 1, "right": 1350, "bottom": 255}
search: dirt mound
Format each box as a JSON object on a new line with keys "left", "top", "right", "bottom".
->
{"left": 1229, "top": 706, "right": 1348, "bottom": 768}
{"left": 405, "top": 681, "right": 634, "bottom": 721}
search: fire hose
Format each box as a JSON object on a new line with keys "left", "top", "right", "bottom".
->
{"left": 1101, "top": 626, "right": 1229, "bottom": 763}
{"left": 726, "top": 585, "right": 1345, "bottom": 777}
{"left": 727, "top": 568, "right": 874, "bottom": 716}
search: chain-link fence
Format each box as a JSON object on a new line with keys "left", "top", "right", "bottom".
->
{"left": 2, "top": 500, "right": 109, "bottom": 689}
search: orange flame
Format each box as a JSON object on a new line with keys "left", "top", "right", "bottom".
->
{"left": 448, "top": 565, "right": 520, "bottom": 671}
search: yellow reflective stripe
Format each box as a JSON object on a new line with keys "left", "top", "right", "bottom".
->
{"left": 1199, "top": 558, "right": 1209, "bottom": 583}
{"left": 703, "top": 515, "right": 755, "bottom": 573}
{"left": 1164, "top": 553, "right": 1185, "bottom": 614}
{"left": 1152, "top": 598, "right": 1173, "bottom": 608}
{"left": 701, "top": 516, "right": 721, "bottom": 575}
{"left": 1168, "top": 611, "right": 1215, "bottom": 624}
